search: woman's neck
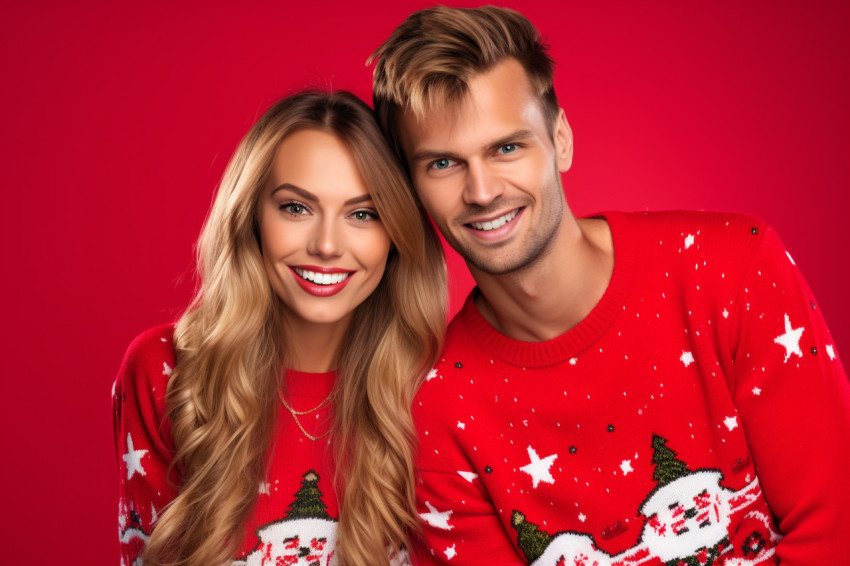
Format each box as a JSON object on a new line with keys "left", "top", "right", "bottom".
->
{"left": 282, "top": 313, "right": 353, "bottom": 373}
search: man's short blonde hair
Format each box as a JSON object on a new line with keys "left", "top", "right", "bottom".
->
{"left": 369, "top": 5, "right": 558, "bottom": 160}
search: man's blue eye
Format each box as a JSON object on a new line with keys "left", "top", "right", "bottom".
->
{"left": 500, "top": 144, "right": 517, "bottom": 154}
{"left": 433, "top": 158, "right": 451, "bottom": 170}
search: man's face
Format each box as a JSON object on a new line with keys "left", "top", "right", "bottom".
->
{"left": 400, "top": 58, "right": 573, "bottom": 275}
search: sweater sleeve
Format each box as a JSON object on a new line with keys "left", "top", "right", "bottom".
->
{"left": 411, "top": 469, "right": 525, "bottom": 565}
{"left": 728, "top": 222, "right": 850, "bottom": 563}
{"left": 112, "top": 325, "right": 179, "bottom": 565}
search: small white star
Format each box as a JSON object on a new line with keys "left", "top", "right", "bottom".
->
{"left": 457, "top": 471, "right": 478, "bottom": 483}
{"left": 578, "top": 512, "right": 587, "bottom": 522}
{"left": 444, "top": 545, "right": 456, "bottom": 560}
{"left": 774, "top": 313, "right": 804, "bottom": 363}
{"left": 520, "top": 446, "right": 558, "bottom": 488}
{"left": 684, "top": 234, "right": 695, "bottom": 249}
{"left": 259, "top": 481, "right": 270, "bottom": 495}
{"left": 752, "top": 387, "right": 762, "bottom": 396}
{"left": 724, "top": 416, "right": 738, "bottom": 431}
{"left": 420, "top": 501, "right": 454, "bottom": 530}
{"left": 826, "top": 344, "right": 836, "bottom": 360}
{"left": 162, "top": 362, "right": 172, "bottom": 376}
{"left": 457, "top": 421, "right": 465, "bottom": 430}
{"left": 569, "top": 357, "right": 577, "bottom": 366}
{"left": 722, "top": 308, "right": 729, "bottom": 319}
{"left": 680, "top": 351, "right": 695, "bottom": 367}
{"left": 426, "top": 368, "right": 438, "bottom": 381}
{"left": 620, "top": 460, "right": 633, "bottom": 475}
{"left": 123, "top": 433, "right": 148, "bottom": 480}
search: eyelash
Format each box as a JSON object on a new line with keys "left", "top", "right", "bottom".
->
{"left": 279, "top": 201, "right": 310, "bottom": 216}
{"left": 427, "top": 143, "right": 522, "bottom": 171}
{"left": 349, "top": 209, "right": 380, "bottom": 222}
{"left": 278, "top": 201, "right": 378, "bottom": 222}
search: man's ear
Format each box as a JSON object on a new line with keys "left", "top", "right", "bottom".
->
{"left": 554, "top": 108, "right": 573, "bottom": 172}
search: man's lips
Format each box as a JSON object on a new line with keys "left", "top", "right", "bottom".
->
{"left": 289, "top": 266, "right": 354, "bottom": 297}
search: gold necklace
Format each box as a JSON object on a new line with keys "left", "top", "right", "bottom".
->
{"left": 278, "top": 390, "right": 332, "bottom": 441}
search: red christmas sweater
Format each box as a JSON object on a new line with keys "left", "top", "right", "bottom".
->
{"left": 410, "top": 211, "right": 850, "bottom": 566}
{"left": 113, "top": 326, "right": 345, "bottom": 566}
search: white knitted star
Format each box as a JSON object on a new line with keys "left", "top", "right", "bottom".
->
{"left": 774, "top": 313, "right": 804, "bottom": 363}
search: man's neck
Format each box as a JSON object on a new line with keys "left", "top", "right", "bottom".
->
{"left": 471, "top": 215, "right": 614, "bottom": 342}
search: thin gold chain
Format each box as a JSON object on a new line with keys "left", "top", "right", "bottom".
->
{"left": 278, "top": 390, "right": 332, "bottom": 441}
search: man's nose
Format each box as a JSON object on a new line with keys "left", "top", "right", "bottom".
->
{"left": 463, "top": 160, "right": 504, "bottom": 207}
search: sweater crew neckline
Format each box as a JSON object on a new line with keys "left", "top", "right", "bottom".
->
{"left": 457, "top": 212, "right": 635, "bottom": 368}
{"left": 283, "top": 368, "right": 336, "bottom": 398}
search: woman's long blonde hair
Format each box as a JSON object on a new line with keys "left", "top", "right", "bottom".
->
{"left": 143, "top": 90, "right": 446, "bottom": 566}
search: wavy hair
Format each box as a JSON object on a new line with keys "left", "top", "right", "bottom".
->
{"left": 369, "top": 5, "right": 558, "bottom": 158}
{"left": 143, "top": 90, "right": 446, "bottom": 566}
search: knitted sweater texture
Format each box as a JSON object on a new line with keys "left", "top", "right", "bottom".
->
{"left": 410, "top": 211, "right": 849, "bottom": 566}
{"left": 113, "top": 326, "right": 342, "bottom": 565}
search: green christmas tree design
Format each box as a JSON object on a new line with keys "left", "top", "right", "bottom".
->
{"left": 650, "top": 434, "right": 690, "bottom": 487}
{"left": 511, "top": 510, "right": 554, "bottom": 563}
{"left": 286, "top": 470, "right": 332, "bottom": 520}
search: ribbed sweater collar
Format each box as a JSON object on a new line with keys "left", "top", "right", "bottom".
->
{"left": 455, "top": 212, "right": 635, "bottom": 368}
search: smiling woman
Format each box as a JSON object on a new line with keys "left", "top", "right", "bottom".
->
{"left": 257, "top": 129, "right": 392, "bottom": 353}
{"left": 112, "top": 91, "right": 446, "bottom": 566}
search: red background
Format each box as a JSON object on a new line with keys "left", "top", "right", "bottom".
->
{"left": 1, "top": 1, "right": 847, "bottom": 563}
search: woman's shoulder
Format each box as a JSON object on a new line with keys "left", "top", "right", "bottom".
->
{"left": 114, "top": 324, "right": 177, "bottom": 400}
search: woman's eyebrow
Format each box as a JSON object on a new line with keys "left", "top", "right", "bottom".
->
{"left": 270, "top": 183, "right": 318, "bottom": 201}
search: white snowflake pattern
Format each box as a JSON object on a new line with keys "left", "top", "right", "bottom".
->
{"left": 680, "top": 351, "right": 695, "bottom": 367}
{"left": 123, "top": 433, "right": 148, "bottom": 480}
{"left": 773, "top": 313, "right": 804, "bottom": 363}
{"left": 520, "top": 446, "right": 558, "bottom": 488}
{"left": 826, "top": 345, "right": 836, "bottom": 361}
{"left": 420, "top": 501, "right": 454, "bottom": 530}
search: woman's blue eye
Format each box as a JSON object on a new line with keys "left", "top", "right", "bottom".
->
{"left": 500, "top": 143, "right": 517, "bottom": 154}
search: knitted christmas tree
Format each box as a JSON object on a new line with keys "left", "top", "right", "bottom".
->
{"left": 650, "top": 433, "right": 690, "bottom": 487}
{"left": 511, "top": 510, "right": 553, "bottom": 563}
{"left": 286, "top": 470, "right": 331, "bottom": 520}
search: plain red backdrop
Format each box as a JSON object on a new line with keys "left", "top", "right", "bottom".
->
{"left": 1, "top": 1, "right": 847, "bottom": 563}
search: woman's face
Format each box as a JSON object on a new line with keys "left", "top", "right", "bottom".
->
{"left": 257, "top": 128, "right": 392, "bottom": 328}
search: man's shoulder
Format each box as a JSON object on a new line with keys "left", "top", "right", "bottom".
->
{"left": 620, "top": 210, "right": 766, "bottom": 239}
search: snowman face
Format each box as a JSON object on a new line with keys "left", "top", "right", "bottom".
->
{"left": 277, "top": 535, "right": 332, "bottom": 565}
{"left": 244, "top": 517, "right": 338, "bottom": 566}
{"left": 640, "top": 472, "right": 731, "bottom": 561}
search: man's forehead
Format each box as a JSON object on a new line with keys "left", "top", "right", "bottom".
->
{"left": 398, "top": 61, "right": 545, "bottom": 156}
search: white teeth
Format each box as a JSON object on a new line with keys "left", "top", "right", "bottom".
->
{"left": 470, "top": 209, "right": 519, "bottom": 231}
{"left": 294, "top": 268, "right": 350, "bottom": 285}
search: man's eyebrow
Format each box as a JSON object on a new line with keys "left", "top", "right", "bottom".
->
{"left": 411, "top": 149, "right": 464, "bottom": 165}
{"left": 485, "top": 130, "right": 535, "bottom": 153}
{"left": 270, "top": 183, "right": 374, "bottom": 206}
{"left": 271, "top": 183, "right": 317, "bottom": 201}
{"left": 411, "top": 130, "right": 537, "bottom": 164}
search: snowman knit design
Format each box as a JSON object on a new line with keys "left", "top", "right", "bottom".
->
{"left": 410, "top": 211, "right": 849, "bottom": 565}
{"left": 511, "top": 435, "right": 780, "bottom": 566}
{"left": 113, "top": 327, "right": 353, "bottom": 565}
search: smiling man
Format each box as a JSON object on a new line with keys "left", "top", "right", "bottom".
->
{"left": 370, "top": 6, "right": 849, "bottom": 565}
